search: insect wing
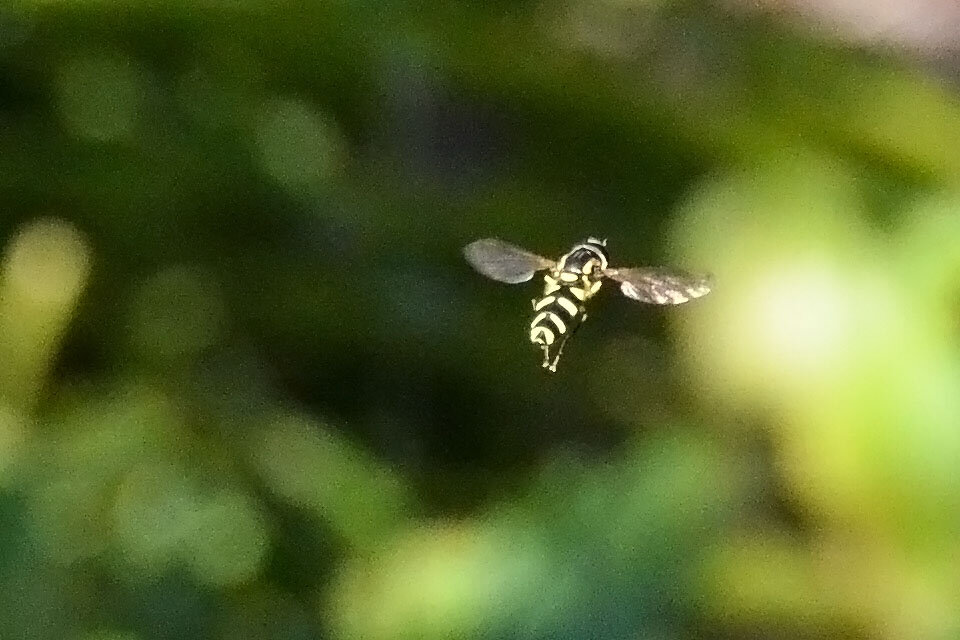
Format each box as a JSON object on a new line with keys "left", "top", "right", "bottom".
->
{"left": 605, "top": 267, "right": 712, "bottom": 305}
{"left": 463, "top": 238, "right": 553, "bottom": 284}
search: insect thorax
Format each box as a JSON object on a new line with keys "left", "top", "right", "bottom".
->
{"left": 549, "top": 245, "right": 606, "bottom": 299}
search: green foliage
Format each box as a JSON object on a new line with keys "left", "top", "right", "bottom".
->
{"left": 0, "top": 1, "right": 958, "bottom": 639}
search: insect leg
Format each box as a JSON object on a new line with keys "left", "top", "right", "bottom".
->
{"left": 547, "top": 332, "right": 573, "bottom": 372}
{"left": 540, "top": 343, "right": 551, "bottom": 369}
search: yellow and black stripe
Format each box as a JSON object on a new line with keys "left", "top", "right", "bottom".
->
{"left": 463, "top": 235, "right": 711, "bottom": 372}
{"left": 529, "top": 240, "right": 608, "bottom": 371}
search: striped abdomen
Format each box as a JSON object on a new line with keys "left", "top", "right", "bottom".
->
{"left": 529, "top": 290, "right": 583, "bottom": 348}
{"left": 530, "top": 268, "right": 603, "bottom": 371}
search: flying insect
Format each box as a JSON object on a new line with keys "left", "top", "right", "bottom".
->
{"left": 463, "top": 237, "right": 712, "bottom": 372}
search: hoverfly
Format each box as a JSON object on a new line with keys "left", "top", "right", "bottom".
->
{"left": 463, "top": 237, "right": 712, "bottom": 372}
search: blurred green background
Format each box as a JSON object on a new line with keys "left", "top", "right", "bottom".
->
{"left": 0, "top": 1, "right": 959, "bottom": 638}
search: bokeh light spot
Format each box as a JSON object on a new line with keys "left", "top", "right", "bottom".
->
{"left": 2, "top": 218, "right": 91, "bottom": 309}
{"left": 0, "top": 218, "right": 91, "bottom": 408}
{"left": 748, "top": 262, "right": 856, "bottom": 379}
{"left": 251, "top": 413, "right": 410, "bottom": 550}
{"left": 668, "top": 157, "right": 880, "bottom": 406}
{"left": 253, "top": 97, "right": 346, "bottom": 191}
{"left": 700, "top": 533, "right": 826, "bottom": 632}
{"left": 55, "top": 52, "right": 145, "bottom": 142}
{"left": 186, "top": 491, "right": 269, "bottom": 588}
{"left": 329, "top": 523, "right": 540, "bottom": 640}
